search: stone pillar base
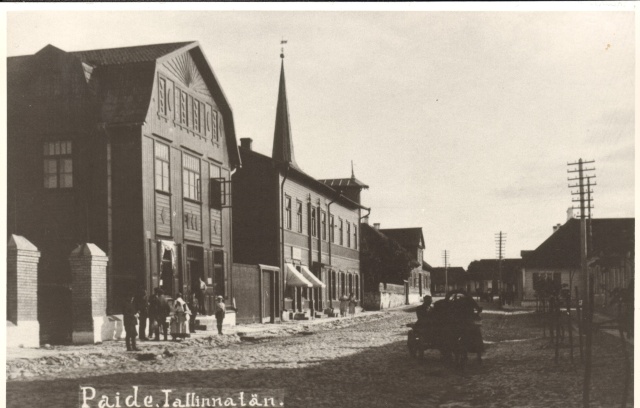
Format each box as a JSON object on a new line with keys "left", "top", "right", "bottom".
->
{"left": 72, "top": 316, "right": 106, "bottom": 344}
{"left": 7, "top": 320, "right": 40, "bottom": 348}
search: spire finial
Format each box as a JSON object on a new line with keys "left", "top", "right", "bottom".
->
{"left": 280, "top": 38, "right": 287, "bottom": 59}
{"left": 351, "top": 161, "right": 355, "bottom": 179}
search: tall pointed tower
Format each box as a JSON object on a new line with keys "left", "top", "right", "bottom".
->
{"left": 272, "top": 50, "right": 300, "bottom": 170}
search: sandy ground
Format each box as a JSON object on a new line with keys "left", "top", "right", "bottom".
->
{"left": 5, "top": 307, "right": 633, "bottom": 408}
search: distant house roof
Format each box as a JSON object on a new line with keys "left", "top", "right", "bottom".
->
{"left": 466, "top": 258, "right": 522, "bottom": 282}
{"left": 523, "top": 218, "right": 634, "bottom": 269}
{"left": 379, "top": 228, "right": 425, "bottom": 250}
{"left": 430, "top": 267, "right": 467, "bottom": 285}
{"left": 319, "top": 177, "right": 369, "bottom": 190}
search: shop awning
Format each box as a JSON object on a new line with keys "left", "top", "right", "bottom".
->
{"left": 285, "top": 263, "right": 313, "bottom": 288}
{"left": 300, "top": 266, "right": 326, "bottom": 288}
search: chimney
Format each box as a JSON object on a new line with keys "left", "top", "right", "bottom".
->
{"left": 566, "top": 207, "right": 574, "bottom": 221}
{"left": 552, "top": 223, "right": 562, "bottom": 233}
{"left": 240, "top": 138, "right": 253, "bottom": 151}
{"left": 362, "top": 215, "right": 369, "bottom": 225}
{"left": 373, "top": 223, "right": 380, "bottom": 230}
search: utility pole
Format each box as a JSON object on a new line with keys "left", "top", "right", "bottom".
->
{"left": 567, "top": 158, "right": 595, "bottom": 408}
{"left": 495, "top": 231, "right": 506, "bottom": 303}
{"left": 442, "top": 250, "right": 449, "bottom": 295}
{"left": 567, "top": 159, "right": 595, "bottom": 309}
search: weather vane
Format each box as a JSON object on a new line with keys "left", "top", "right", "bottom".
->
{"left": 280, "top": 38, "right": 287, "bottom": 59}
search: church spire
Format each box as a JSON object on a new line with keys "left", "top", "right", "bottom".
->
{"left": 272, "top": 45, "right": 299, "bottom": 170}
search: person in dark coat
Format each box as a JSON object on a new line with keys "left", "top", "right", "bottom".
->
{"left": 123, "top": 293, "right": 140, "bottom": 351}
{"left": 156, "top": 289, "right": 171, "bottom": 341}
{"left": 214, "top": 296, "right": 226, "bottom": 335}
{"left": 148, "top": 288, "right": 161, "bottom": 341}
{"left": 135, "top": 288, "right": 149, "bottom": 340}
{"left": 189, "top": 293, "right": 199, "bottom": 334}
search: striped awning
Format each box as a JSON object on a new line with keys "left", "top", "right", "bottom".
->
{"left": 300, "top": 266, "right": 326, "bottom": 288}
{"left": 285, "top": 263, "right": 313, "bottom": 288}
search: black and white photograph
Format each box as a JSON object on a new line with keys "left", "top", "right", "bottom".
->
{"left": 3, "top": 4, "right": 635, "bottom": 407}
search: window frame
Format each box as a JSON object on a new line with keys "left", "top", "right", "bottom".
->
{"left": 43, "top": 141, "right": 73, "bottom": 189}
{"left": 296, "top": 200, "right": 303, "bottom": 233}
{"left": 321, "top": 211, "right": 327, "bottom": 240}
{"left": 330, "top": 214, "right": 335, "bottom": 243}
{"left": 154, "top": 142, "right": 171, "bottom": 193}
{"left": 346, "top": 222, "right": 351, "bottom": 247}
{"left": 311, "top": 207, "right": 317, "bottom": 238}
{"left": 285, "top": 195, "right": 292, "bottom": 230}
{"left": 182, "top": 153, "right": 201, "bottom": 202}
{"left": 339, "top": 218, "right": 344, "bottom": 245}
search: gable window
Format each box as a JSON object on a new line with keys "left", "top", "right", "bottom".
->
{"left": 43, "top": 141, "right": 73, "bottom": 189}
{"left": 285, "top": 196, "right": 292, "bottom": 230}
{"left": 330, "top": 215, "right": 335, "bottom": 243}
{"left": 321, "top": 211, "right": 327, "bottom": 240}
{"left": 154, "top": 142, "right": 170, "bottom": 192}
{"left": 311, "top": 207, "right": 317, "bottom": 238}
{"left": 339, "top": 219, "right": 344, "bottom": 245}
{"left": 182, "top": 153, "right": 201, "bottom": 201}
{"left": 346, "top": 222, "right": 351, "bottom": 247}
{"left": 179, "top": 89, "right": 189, "bottom": 126}
{"left": 296, "top": 200, "right": 303, "bottom": 233}
{"left": 192, "top": 98, "right": 201, "bottom": 133}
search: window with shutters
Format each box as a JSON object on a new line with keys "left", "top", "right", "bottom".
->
{"left": 154, "top": 142, "right": 170, "bottom": 192}
{"left": 353, "top": 225, "right": 358, "bottom": 249}
{"left": 330, "top": 215, "right": 335, "bottom": 243}
{"left": 296, "top": 200, "right": 303, "bottom": 233}
{"left": 285, "top": 196, "right": 292, "bottom": 230}
{"left": 43, "top": 141, "right": 73, "bottom": 189}
{"left": 321, "top": 211, "right": 327, "bottom": 240}
{"left": 182, "top": 153, "right": 201, "bottom": 201}
{"left": 346, "top": 222, "right": 351, "bottom": 247}
{"left": 310, "top": 207, "right": 317, "bottom": 238}
{"left": 339, "top": 219, "right": 344, "bottom": 245}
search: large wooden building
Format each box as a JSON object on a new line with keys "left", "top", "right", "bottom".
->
{"left": 7, "top": 42, "right": 240, "bottom": 343}
{"left": 232, "top": 54, "right": 368, "bottom": 322}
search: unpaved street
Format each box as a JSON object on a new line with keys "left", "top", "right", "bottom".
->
{"left": 6, "top": 308, "right": 632, "bottom": 408}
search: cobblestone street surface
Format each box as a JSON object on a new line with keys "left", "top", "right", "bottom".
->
{"left": 6, "top": 307, "right": 633, "bottom": 408}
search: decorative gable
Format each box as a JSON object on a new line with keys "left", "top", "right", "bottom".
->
{"left": 162, "top": 52, "right": 211, "bottom": 99}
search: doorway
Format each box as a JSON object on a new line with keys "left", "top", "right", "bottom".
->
{"left": 186, "top": 245, "right": 203, "bottom": 302}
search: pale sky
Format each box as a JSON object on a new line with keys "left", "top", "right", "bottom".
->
{"left": 4, "top": 6, "right": 635, "bottom": 268}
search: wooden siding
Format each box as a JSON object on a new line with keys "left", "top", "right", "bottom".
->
{"left": 155, "top": 192, "right": 172, "bottom": 236}
{"left": 210, "top": 209, "right": 222, "bottom": 246}
{"left": 183, "top": 200, "right": 202, "bottom": 242}
{"left": 233, "top": 263, "right": 262, "bottom": 324}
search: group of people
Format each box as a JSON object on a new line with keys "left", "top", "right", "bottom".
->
{"left": 338, "top": 292, "right": 358, "bottom": 317}
{"left": 122, "top": 287, "right": 227, "bottom": 352}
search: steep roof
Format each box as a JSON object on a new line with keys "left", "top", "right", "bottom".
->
{"left": 8, "top": 41, "right": 241, "bottom": 168}
{"left": 379, "top": 228, "right": 425, "bottom": 250}
{"left": 70, "top": 42, "right": 194, "bottom": 66}
{"left": 238, "top": 146, "right": 365, "bottom": 210}
{"left": 523, "top": 218, "right": 634, "bottom": 269}
{"left": 319, "top": 177, "right": 369, "bottom": 190}
{"left": 271, "top": 57, "right": 300, "bottom": 171}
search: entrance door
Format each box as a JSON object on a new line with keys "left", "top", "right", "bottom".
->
{"left": 262, "top": 270, "right": 273, "bottom": 322}
{"left": 161, "top": 249, "right": 173, "bottom": 296}
{"left": 186, "top": 246, "right": 203, "bottom": 301}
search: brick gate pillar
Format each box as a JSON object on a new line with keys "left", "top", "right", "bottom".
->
{"left": 69, "top": 243, "right": 108, "bottom": 344}
{"left": 7, "top": 235, "right": 41, "bottom": 348}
